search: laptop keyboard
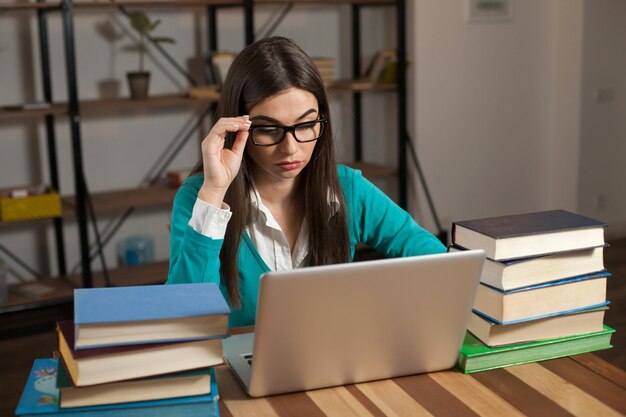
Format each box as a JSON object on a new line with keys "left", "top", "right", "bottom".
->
{"left": 243, "top": 353, "right": 253, "bottom": 367}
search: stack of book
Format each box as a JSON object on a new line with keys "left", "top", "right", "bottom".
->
{"left": 451, "top": 210, "right": 615, "bottom": 373}
{"left": 313, "top": 57, "right": 335, "bottom": 85}
{"left": 15, "top": 283, "right": 229, "bottom": 416}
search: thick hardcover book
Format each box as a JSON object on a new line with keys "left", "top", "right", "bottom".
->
{"left": 57, "top": 360, "right": 213, "bottom": 408}
{"left": 452, "top": 210, "right": 606, "bottom": 260}
{"left": 472, "top": 271, "right": 610, "bottom": 324}
{"left": 457, "top": 325, "right": 615, "bottom": 373}
{"left": 73, "top": 282, "right": 229, "bottom": 349}
{"left": 450, "top": 244, "right": 605, "bottom": 291}
{"left": 57, "top": 320, "right": 223, "bottom": 387}
{"left": 15, "top": 358, "right": 219, "bottom": 417}
{"left": 467, "top": 306, "right": 607, "bottom": 347}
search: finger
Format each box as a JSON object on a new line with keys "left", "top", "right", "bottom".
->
{"left": 230, "top": 129, "right": 249, "bottom": 157}
{"left": 212, "top": 116, "right": 251, "bottom": 138}
{"left": 201, "top": 130, "right": 225, "bottom": 154}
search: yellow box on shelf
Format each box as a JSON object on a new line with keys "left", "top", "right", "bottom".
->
{"left": 0, "top": 185, "right": 61, "bottom": 221}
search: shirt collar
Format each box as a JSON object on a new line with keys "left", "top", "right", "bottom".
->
{"left": 249, "top": 183, "right": 341, "bottom": 229}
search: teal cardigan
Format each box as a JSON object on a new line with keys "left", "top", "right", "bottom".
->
{"left": 166, "top": 165, "right": 446, "bottom": 327}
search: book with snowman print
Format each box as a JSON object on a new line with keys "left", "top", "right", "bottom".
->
{"left": 15, "top": 358, "right": 219, "bottom": 416}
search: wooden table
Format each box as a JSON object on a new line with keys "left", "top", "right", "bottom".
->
{"left": 215, "top": 353, "right": 626, "bottom": 417}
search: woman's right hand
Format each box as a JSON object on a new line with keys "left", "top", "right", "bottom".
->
{"left": 198, "top": 116, "right": 251, "bottom": 206}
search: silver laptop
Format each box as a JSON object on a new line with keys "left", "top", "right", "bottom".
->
{"left": 223, "top": 250, "right": 485, "bottom": 397}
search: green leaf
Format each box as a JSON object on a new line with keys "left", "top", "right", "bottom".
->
{"left": 149, "top": 19, "right": 162, "bottom": 32}
{"left": 129, "top": 12, "right": 151, "bottom": 35}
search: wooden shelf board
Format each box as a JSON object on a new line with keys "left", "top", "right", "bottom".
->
{"left": 1, "top": 165, "right": 395, "bottom": 227}
{"left": 256, "top": 0, "right": 394, "bottom": 4}
{"left": 71, "top": 0, "right": 393, "bottom": 8}
{"left": 0, "top": 2, "right": 61, "bottom": 11}
{"left": 74, "top": 0, "right": 241, "bottom": 9}
{"left": 80, "top": 94, "right": 217, "bottom": 113}
{"left": 65, "top": 260, "right": 169, "bottom": 288}
{"left": 2, "top": 0, "right": 393, "bottom": 11}
{"left": 0, "top": 216, "right": 60, "bottom": 229}
{"left": 0, "top": 183, "right": 176, "bottom": 226}
{"left": 1, "top": 94, "right": 213, "bottom": 119}
{"left": 62, "top": 182, "right": 177, "bottom": 218}
{"left": 344, "top": 162, "right": 398, "bottom": 179}
{"left": 0, "top": 85, "right": 393, "bottom": 119}
{"left": 0, "top": 261, "right": 168, "bottom": 314}
{"left": 1, "top": 277, "right": 75, "bottom": 314}
{"left": 1, "top": 166, "right": 395, "bottom": 227}
{"left": 328, "top": 80, "right": 397, "bottom": 92}
{"left": 0, "top": 103, "right": 67, "bottom": 120}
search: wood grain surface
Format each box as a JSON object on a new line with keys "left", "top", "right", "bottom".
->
{"left": 217, "top": 355, "right": 626, "bottom": 417}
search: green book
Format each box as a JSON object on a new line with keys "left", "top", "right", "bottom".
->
{"left": 457, "top": 325, "right": 615, "bottom": 373}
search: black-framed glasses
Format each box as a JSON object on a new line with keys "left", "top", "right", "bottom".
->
{"left": 248, "top": 118, "right": 327, "bottom": 146}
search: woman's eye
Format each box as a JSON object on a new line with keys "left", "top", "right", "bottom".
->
{"left": 295, "top": 123, "right": 317, "bottom": 133}
{"left": 257, "top": 127, "right": 279, "bottom": 135}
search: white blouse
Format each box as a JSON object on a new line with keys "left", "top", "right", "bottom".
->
{"left": 188, "top": 188, "right": 312, "bottom": 271}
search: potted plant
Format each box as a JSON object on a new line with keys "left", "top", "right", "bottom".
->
{"left": 95, "top": 17, "right": 124, "bottom": 99}
{"left": 124, "top": 11, "right": 175, "bottom": 99}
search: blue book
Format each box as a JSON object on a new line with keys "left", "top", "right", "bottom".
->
{"left": 74, "top": 283, "right": 230, "bottom": 349}
{"left": 15, "top": 358, "right": 220, "bottom": 417}
{"left": 472, "top": 271, "right": 610, "bottom": 325}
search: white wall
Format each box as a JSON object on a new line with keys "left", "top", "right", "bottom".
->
{"left": 545, "top": 0, "right": 584, "bottom": 211}
{"left": 408, "top": 1, "right": 555, "bottom": 232}
{"left": 578, "top": 0, "right": 626, "bottom": 238}
{"left": 407, "top": 0, "right": 625, "bottom": 241}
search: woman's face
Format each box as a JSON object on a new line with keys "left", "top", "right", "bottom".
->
{"left": 245, "top": 88, "right": 320, "bottom": 185}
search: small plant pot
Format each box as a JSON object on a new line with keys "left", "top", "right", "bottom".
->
{"left": 126, "top": 71, "right": 150, "bottom": 99}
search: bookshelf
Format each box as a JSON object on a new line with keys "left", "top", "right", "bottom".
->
{"left": 0, "top": 0, "right": 407, "bottom": 317}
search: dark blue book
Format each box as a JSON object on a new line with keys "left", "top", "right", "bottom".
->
{"left": 15, "top": 358, "right": 219, "bottom": 417}
{"left": 452, "top": 210, "right": 606, "bottom": 260}
{"left": 74, "top": 283, "right": 229, "bottom": 349}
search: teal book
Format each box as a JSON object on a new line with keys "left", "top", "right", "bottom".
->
{"left": 73, "top": 282, "right": 230, "bottom": 349}
{"left": 15, "top": 358, "right": 219, "bottom": 417}
{"left": 457, "top": 325, "right": 615, "bottom": 373}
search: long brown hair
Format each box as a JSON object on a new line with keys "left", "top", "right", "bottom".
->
{"left": 192, "top": 36, "right": 350, "bottom": 306}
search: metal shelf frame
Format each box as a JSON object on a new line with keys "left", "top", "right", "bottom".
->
{"left": 1, "top": 0, "right": 407, "bottom": 294}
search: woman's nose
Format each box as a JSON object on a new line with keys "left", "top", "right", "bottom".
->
{"left": 278, "top": 131, "right": 298, "bottom": 154}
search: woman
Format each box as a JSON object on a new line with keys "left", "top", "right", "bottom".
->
{"left": 167, "top": 36, "right": 445, "bottom": 327}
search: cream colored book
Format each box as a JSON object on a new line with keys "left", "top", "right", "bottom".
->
{"left": 450, "top": 245, "right": 605, "bottom": 291}
{"left": 59, "top": 365, "right": 213, "bottom": 408}
{"left": 472, "top": 272, "right": 609, "bottom": 324}
{"left": 58, "top": 321, "right": 224, "bottom": 387}
{"left": 467, "top": 307, "right": 607, "bottom": 347}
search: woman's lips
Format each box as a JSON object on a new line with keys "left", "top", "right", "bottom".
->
{"left": 275, "top": 161, "right": 302, "bottom": 170}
